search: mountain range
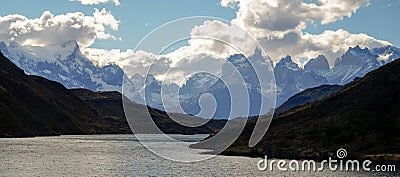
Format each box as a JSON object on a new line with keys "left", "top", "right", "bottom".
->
{"left": 275, "top": 84, "right": 343, "bottom": 115}
{"left": 0, "top": 40, "right": 124, "bottom": 91}
{"left": 1, "top": 40, "right": 400, "bottom": 160}
{"left": 275, "top": 45, "right": 400, "bottom": 105}
{"left": 1, "top": 40, "right": 399, "bottom": 118}
{"left": 219, "top": 57, "right": 400, "bottom": 160}
{"left": 0, "top": 51, "right": 225, "bottom": 137}
{"left": 179, "top": 45, "right": 400, "bottom": 118}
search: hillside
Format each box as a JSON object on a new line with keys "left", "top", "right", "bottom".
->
{"left": 221, "top": 58, "right": 400, "bottom": 160}
{"left": 0, "top": 52, "right": 113, "bottom": 137}
{"left": 0, "top": 51, "right": 225, "bottom": 137}
{"left": 71, "top": 89, "right": 226, "bottom": 134}
{"left": 275, "top": 85, "right": 343, "bottom": 114}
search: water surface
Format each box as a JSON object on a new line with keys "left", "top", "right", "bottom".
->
{"left": 0, "top": 135, "right": 397, "bottom": 176}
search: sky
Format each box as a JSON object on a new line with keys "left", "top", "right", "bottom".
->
{"left": 1, "top": 0, "right": 236, "bottom": 50}
{"left": 1, "top": 0, "right": 399, "bottom": 83}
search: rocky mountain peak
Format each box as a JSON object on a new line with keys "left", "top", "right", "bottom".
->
{"left": 304, "top": 55, "right": 330, "bottom": 74}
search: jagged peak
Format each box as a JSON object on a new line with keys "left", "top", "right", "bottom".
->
{"left": 8, "top": 40, "right": 21, "bottom": 48}
{"left": 316, "top": 55, "right": 327, "bottom": 60}
{"left": 278, "top": 55, "right": 293, "bottom": 64}
{"left": 0, "top": 41, "right": 6, "bottom": 47}
{"left": 352, "top": 45, "right": 361, "bottom": 50}
{"left": 227, "top": 53, "right": 246, "bottom": 62}
{"left": 145, "top": 73, "right": 158, "bottom": 81}
{"left": 304, "top": 55, "right": 330, "bottom": 72}
{"left": 253, "top": 47, "right": 263, "bottom": 57}
{"left": 309, "top": 55, "right": 328, "bottom": 64}
{"left": 348, "top": 45, "right": 370, "bottom": 53}
{"left": 62, "top": 40, "right": 79, "bottom": 49}
{"left": 0, "top": 41, "right": 9, "bottom": 55}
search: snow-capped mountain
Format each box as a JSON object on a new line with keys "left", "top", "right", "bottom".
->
{"left": 304, "top": 55, "right": 330, "bottom": 75}
{"left": 372, "top": 45, "right": 400, "bottom": 65}
{"left": 274, "top": 55, "right": 328, "bottom": 106}
{"left": 276, "top": 45, "right": 400, "bottom": 106}
{"left": 126, "top": 45, "right": 400, "bottom": 118}
{"left": 128, "top": 73, "right": 180, "bottom": 111}
{"left": 324, "top": 45, "right": 400, "bottom": 85}
{"left": 179, "top": 49, "right": 275, "bottom": 119}
{"left": 2, "top": 39, "right": 399, "bottom": 118}
{"left": 180, "top": 72, "right": 219, "bottom": 99}
{"left": 0, "top": 41, "right": 124, "bottom": 91}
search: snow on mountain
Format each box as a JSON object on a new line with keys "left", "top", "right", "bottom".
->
{"left": 324, "top": 45, "right": 400, "bottom": 85}
{"left": 274, "top": 55, "right": 328, "bottom": 106}
{"left": 372, "top": 45, "right": 400, "bottom": 65}
{"left": 275, "top": 45, "right": 400, "bottom": 107}
{"left": 180, "top": 72, "right": 219, "bottom": 98}
{"left": 1, "top": 40, "right": 399, "bottom": 116}
{"left": 0, "top": 41, "right": 124, "bottom": 91}
{"left": 127, "top": 73, "right": 180, "bottom": 111}
{"left": 178, "top": 48, "right": 275, "bottom": 119}
{"left": 304, "top": 55, "right": 330, "bottom": 75}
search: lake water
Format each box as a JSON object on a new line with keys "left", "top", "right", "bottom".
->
{"left": 0, "top": 135, "right": 398, "bottom": 176}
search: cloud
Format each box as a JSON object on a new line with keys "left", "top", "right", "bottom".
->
{"left": 221, "top": 0, "right": 369, "bottom": 39}
{"left": 188, "top": 20, "right": 258, "bottom": 57}
{"left": 0, "top": 0, "right": 391, "bottom": 86}
{"left": 81, "top": 47, "right": 134, "bottom": 67}
{"left": 81, "top": 47, "right": 172, "bottom": 79}
{"left": 173, "top": 0, "right": 390, "bottom": 66}
{"left": 0, "top": 8, "right": 119, "bottom": 47}
{"left": 299, "top": 29, "right": 390, "bottom": 64}
{"left": 28, "top": 0, "right": 387, "bottom": 85}
{"left": 70, "top": 0, "right": 120, "bottom": 6}
{"left": 256, "top": 29, "right": 391, "bottom": 65}
{"left": 165, "top": 20, "right": 389, "bottom": 67}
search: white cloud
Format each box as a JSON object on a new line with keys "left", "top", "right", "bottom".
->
{"left": 81, "top": 47, "right": 134, "bottom": 67}
{"left": 188, "top": 20, "right": 258, "bottom": 57}
{"left": 168, "top": 20, "right": 389, "bottom": 67}
{"left": 177, "top": 0, "right": 390, "bottom": 66}
{"left": 0, "top": 8, "right": 119, "bottom": 47}
{"left": 0, "top": 0, "right": 392, "bottom": 86}
{"left": 70, "top": 0, "right": 120, "bottom": 6}
{"left": 299, "top": 29, "right": 390, "bottom": 64}
{"left": 221, "top": 0, "right": 370, "bottom": 39}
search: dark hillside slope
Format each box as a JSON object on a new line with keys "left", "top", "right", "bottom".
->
{"left": 71, "top": 89, "right": 226, "bottom": 135}
{"left": 223, "top": 59, "right": 400, "bottom": 160}
{"left": 0, "top": 52, "right": 111, "bottom": 137}
{"left": 275, "top": 84, "right": 343, "bottom": 114}
{"left": 0, "top": 51, "right": 225, "bottom": 137}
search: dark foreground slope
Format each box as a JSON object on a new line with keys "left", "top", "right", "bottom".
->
{"left": 70, "top": 89, "right": 132, "bottom": 134}
{"left": 222, "top": 59, "right": 400, "bottom": 160}
{"left": 71, "top": 89, "right": 226, "bottom": 134}
{"left": 0, "top": 52, "right": 113, "bottom": 137}
{"left": 275, "top": 84, "right": 343, "bottom": 115}
{"left": 0, "top": 52, "right": 225, "bottom": 137}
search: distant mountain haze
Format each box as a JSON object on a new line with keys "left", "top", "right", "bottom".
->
{"left": 0, "top": 41, "right": 124, "bottom": 91}
{"left": 0, "top": 52, "right": 225, "bottom": 137}
{"left": 1, "top": 40, "right": 399, "bottom": 118}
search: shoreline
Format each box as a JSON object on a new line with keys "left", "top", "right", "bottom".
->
{"left": 2, "top": 133, "right": 400, "bottom": 162}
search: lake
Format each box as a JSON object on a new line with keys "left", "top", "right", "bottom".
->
{"left": 0, "top": 135, "right": 397, "bottom": 176}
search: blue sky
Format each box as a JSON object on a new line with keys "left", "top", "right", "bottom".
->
{"left": 304, "top": 0, "right": 400, "bottom": 47}
{"left": 1, "top": 0, "right": 235, "bottom": 50}
{"left": 1, "top": 0, "right": 399, "bottom": 51}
